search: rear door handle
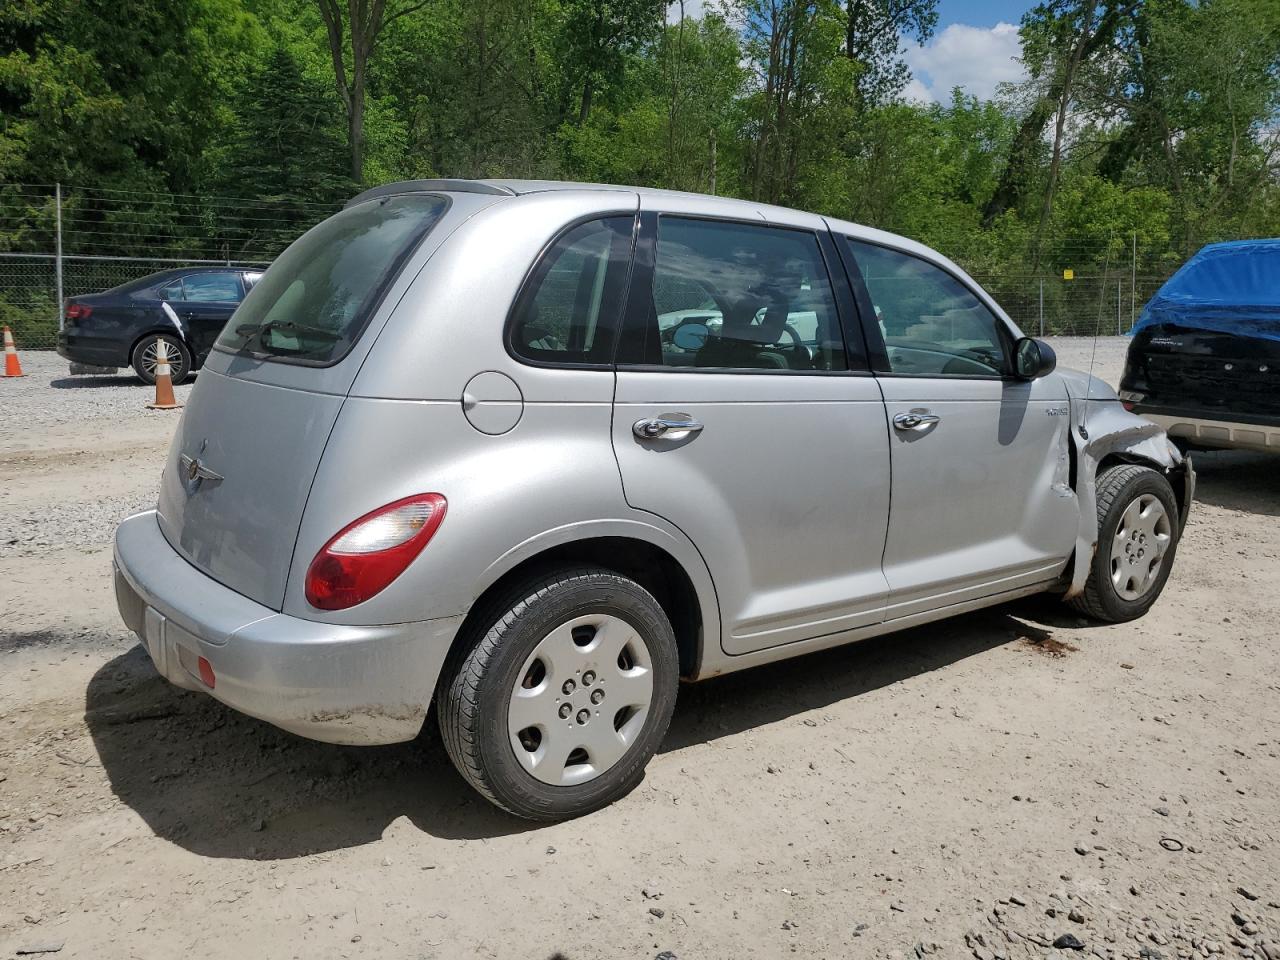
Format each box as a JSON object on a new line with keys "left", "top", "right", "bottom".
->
{"left": 633, "top": 414, "right": 704, "bottom": 440}
{"left": 893, "top": 410, "right": 941, "bottom": 431}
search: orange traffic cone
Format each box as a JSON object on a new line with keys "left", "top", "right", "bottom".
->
{"left": 147, "top": 338, "right": 182, "bottom": 410}
{"left": 3, "top": 326, "right": 25, "bottom": 378}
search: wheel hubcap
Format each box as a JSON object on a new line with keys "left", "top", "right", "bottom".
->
{"left": 1109, "top": 493, "right": 1172, "bottom": 601}
{"left": 141, "top": 340, "right": 182, "bottom": 379}
{"left": 508, "top": 613, "right": 654, "bottom": 787}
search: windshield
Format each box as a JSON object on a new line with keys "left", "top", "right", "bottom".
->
{"left": 214, "top": 194, "right": 449, "bottom": 365}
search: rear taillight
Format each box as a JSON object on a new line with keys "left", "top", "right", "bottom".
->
{"left": 65, "top": 302, "right": 92, "bottom": 321}
{"left": 305, "top": 494, "right": 447, "bottom": 610}
{"left": 1118, "top": 389, "right": 1145, "bottom": 412}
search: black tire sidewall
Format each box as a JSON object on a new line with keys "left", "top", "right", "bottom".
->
{"left": 1091, "top": 470, "right": 1180, "bottom": 621}
{"left": 466, "top": 574, "right": 679, "bottom": 820}
{"left": 132, "top": 334, "right": 191, "bottom": 385}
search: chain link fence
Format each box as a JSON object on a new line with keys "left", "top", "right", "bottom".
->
{"left": 0, "top": 182, "right": 335, "bottom": 351}
{"left": 972, "top": 272, "right": 1173, "bottom": 338}
{"left": 1, "top": 255, "right": 1176, "bottom": 353}
{"left": 0, "top": 181, "right": 1195, "bottom": 352}
{"left": 0, "top": 254, "right": 271, "bottom": 349}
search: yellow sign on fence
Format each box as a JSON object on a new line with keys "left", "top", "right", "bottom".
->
{"left": 1063, "top": 268, "right": 1074, "bottom": 280}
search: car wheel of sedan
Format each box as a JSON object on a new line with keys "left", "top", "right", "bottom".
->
{"left": 131, "top": 333, "right": 192, "bottom": 386}
{"left": 438, "top": 567, "right": 679, "bottom": 821}
{"left": 1069, "top": 464, "right": 1180, "bottom": 623}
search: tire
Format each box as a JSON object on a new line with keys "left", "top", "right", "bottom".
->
{"left": 438, "top": 567, "right": 680, "bottom": 821}
{"left": 131, "top": 333, "right": 192, "bottom": 386}
{"left": 1068, "top": 464, "right": 1180, "bottom": 623}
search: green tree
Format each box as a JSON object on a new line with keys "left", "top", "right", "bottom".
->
{"left": 981, "top": 0, "right": 1136, "bottom": 227}
{"left": 314, "top": 0, "right": 431, "bottom": 183}
{"left": 211, "top": 44, "right": 351, "bottom": 255}
{"left": 842, "top": 0, "right": 938, "bottom": 107}
{"left": 554, "top": 0, "right": 665, "bottom": 126}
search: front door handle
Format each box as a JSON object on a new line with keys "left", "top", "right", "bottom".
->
{"left": 893, "top": 410, "right": 941, "bottom": 431}
{"left": 633, "top": 414, "right": 704, "bottom": 440}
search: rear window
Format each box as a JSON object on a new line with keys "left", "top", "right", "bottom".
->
{"left": 214, "top": 194, "right": 449, "bottom": 365}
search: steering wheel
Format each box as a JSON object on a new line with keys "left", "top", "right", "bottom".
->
{"left": 778, "top": 322, "right": 812, "bottom": 364}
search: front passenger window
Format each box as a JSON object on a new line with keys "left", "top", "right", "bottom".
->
{"left": 845, "top": 239, "right": 1009, "bottom": 377}
{"left": 182, "top": 272, "right": 244, "bottom": 303}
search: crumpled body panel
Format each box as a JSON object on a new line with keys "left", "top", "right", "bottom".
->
{"left": 1061, "top": 370, "right": 1193, "bottom": 597}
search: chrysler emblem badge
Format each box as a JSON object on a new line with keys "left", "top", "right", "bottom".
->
{"left": 180, "top": 440, "right": 223, "bottom": 493}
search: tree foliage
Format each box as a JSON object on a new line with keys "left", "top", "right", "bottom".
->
{"left": 0, "top": 0, "right": 1277, "bottom": 286}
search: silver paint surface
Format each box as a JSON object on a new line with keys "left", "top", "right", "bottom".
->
{"left": 115, "top": 181, "right": 1189, "bottom": 745}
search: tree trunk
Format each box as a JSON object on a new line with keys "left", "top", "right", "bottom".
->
{"left": 349, "top": 68, "right": 366, "bottom": 183}
{"left": 982, "top": 0, "right": 1131, "bottom": 226}
{"left": 1032, "top": 0, "right": 1095, "bottom": 267}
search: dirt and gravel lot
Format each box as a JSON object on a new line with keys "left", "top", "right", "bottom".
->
{"left": 2, "top": 342, "right": 1278, "bottom": 960}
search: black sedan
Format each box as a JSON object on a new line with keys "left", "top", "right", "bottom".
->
{"left": 57, "top": 266, "right": 263, "bottom": 384}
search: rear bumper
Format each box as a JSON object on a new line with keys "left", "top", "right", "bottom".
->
{"left": 113, "top": 510, "right": 463, "bottom": 745}
{"left": 1138, "top": 409, "right": 1280, "bottom": 454}
{"left": 57, "top": 329, "right": 128, "bottom": 368}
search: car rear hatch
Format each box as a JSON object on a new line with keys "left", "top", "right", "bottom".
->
{"left": 1124, "top": 324, "right": 1280, "bottom": 422}
{"left": 154, "top": 190, "right": 493, "bottom": 611}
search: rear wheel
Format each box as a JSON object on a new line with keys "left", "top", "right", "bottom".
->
{"left": 131, "top": 333, "right": 192, "bottom": 386}
{"left": 1068, "top": 464, "right": 1180, "bottom": 622}
{"left": 438, "top": 568, "right": 679, "bottom": 821}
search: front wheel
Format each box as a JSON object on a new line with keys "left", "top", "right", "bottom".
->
{"left": 1068, "top": 464, "right": 1180, "bottom": 622}
{"left": 438, "top": 568, "right": 680, "bottom": 821}
{"left": 131, "top": 333, "right": 192, "bottom": 385}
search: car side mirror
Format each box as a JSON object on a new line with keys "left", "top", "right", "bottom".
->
{"left": 1014, "top": 337, "right": 1057, "bottom": 380}
{"left": 672, "top": 321, "right": 710, "bottom": 352}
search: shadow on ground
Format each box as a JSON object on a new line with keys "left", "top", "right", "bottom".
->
{"left": 1187, "top": 449, "right": 1280, "bottom": 518}
{"left": 50, "top": 372, "right": 197, "bottom": 390}
{"left": 85, "top": 604, "right": 1054, "bottom": 860}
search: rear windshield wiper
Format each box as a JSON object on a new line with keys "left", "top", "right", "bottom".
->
{"left": 234, "top": 319, "right": 342, "bottom": 355}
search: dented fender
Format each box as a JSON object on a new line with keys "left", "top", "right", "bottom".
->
{"left": 1060, "top": 370, "right": 1194, "bottom": 599}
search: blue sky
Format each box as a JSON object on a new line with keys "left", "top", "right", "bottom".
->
{"left": 904, "top": 0, "right": 1033, "bottom": 101}
{"left": 668, "top": 1, "right": 1034, "bottom": 103}
{"left": 936, "top": 0, "right": 1033, "bottom": 30}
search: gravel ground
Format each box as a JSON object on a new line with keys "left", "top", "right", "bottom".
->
{"left": 2, "top": 352, "right": 188, "bottom": 555}
{"left": 2, "top": 337, "right": 1278, "bottom": 960}
{"left": 1044, "top": 336, "right": 1128, "bottom": 386}
{"left": 1, "top": 351, "right": 195, "bottom": 449}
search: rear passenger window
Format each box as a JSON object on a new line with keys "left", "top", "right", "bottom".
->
{"left": 844, "top": 239, "right": 1010, "bottom": 377}
{"left": 508, "top": 216, "right": 634, "bottom": 365}
{"left": 627, "top": 217, "right": 847, "bottom": 371}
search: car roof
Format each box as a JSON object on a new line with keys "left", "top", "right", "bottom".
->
{"left": 348, "top": 177, "right": 800, "bottom": 216}
{"left": 348, "top": 178, "right": 940, "bottom": 258}
{"left": 141, "top": 265, "right": 248, "bottom": 282}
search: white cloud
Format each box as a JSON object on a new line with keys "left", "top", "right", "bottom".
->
{"left": 903, "top": 22, "right": 1026, "bottom": 102}
{"left": 666, "top": 0, "right": 705, "bottom": 22}
{"left": 901, "top": 76, "right": 933, "bottom": 103}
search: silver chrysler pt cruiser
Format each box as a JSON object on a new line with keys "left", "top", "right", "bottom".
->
{"left": 113, "top": 179, "right": 1194, "bottom": 820}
